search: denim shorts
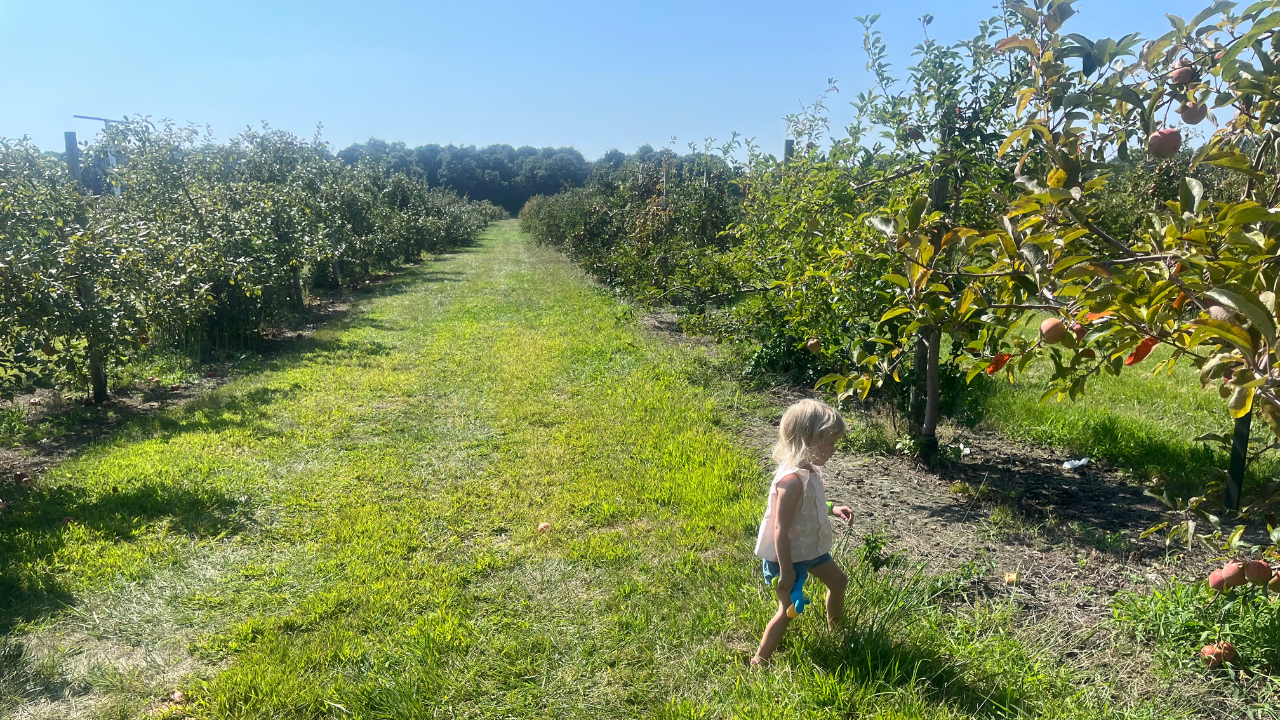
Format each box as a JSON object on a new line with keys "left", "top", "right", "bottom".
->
{"left": 762, "top": 552, "right": 833, "bottom": 585}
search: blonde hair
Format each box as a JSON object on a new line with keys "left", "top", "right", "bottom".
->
{"left": 773, "top": 399, "right": 847, "bottom": 464}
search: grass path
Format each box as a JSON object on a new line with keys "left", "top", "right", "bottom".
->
{"left": 2, "top": 221, "right": 1197, "bottom": 719}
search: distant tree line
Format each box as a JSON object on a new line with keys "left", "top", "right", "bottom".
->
{"left": 337, "top": 140, "right": 591, "bottom": 213}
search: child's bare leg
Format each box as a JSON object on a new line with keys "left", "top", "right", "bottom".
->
{"left": 809, "top": 561, "right": 848, "bottom": 632}
{"left": 751, "top": 603, "right": 791, "bottom": 665}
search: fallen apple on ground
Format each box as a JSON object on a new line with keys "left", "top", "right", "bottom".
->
{"left": 1200, "top": 642, "right": 1237, "bottom": 669}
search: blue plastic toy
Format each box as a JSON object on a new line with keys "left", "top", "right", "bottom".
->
{"left": 771, "top": 572, "right": 811, "bottom": 618}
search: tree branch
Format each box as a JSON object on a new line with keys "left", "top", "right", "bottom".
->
{"left": 1062, "top": 207, "right": 1138, "bottom": 258}
{"left": 849, "top": 164, "right": 926, "bottom": 193}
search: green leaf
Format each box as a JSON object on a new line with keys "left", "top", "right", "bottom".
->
{"left": 1229, "top": 386, "right": 1255, "bottom": 419}
{"left": 994, "top": 36, "right": 1039, "bottom": 55}
{"left": 998, "top": 127, "right": 1031, "bottom": 158}
{"left": 882, "top": 273, "right": 909, "bottom": 289}
{"left": 1189, "top": 2, "right": 1234, "bottom": 31}
{"left": 1179, "top": 177, "right": 1203, "bottom": 215}
{"left": 1192, "top": 433, "right": 1228, "bottom": 444}
{"left": 1139, "top": 522, "right": 1169, "bottom": 540}
{"left": 1221, "top": 12, "right": 1280, "bottom": 79}
{"left": 1191, "top": 318, "right": 1256, "bottom": 354}
{"left": 1205, "top": 288, "right": 1276, "bottom": 345}
{"left": 1203, "top": 152, "right": 1269, "bottom": 183}
{"left": 880, "top": 306, "right": 913, "bottom": 322}
{"left": 906, "top": 196, "right": 928, "bottom": 232}
{"left": 815, "top": 373, "right": 846, "bottom": 389}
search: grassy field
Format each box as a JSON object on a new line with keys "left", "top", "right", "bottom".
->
{"left": 965, "top": 329, "right": 1267, "bottom": 498}
{"left": 1, "top": 221, "right": 1208, "bottom": 718}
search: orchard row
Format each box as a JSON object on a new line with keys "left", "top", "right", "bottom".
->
{"left": 522, "top": 1, "right": 1280, "bottom": 521}
{"left": 0, "top": 122, "right": 506, "bottom": 403}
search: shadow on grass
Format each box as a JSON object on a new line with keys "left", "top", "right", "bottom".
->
{"left": 0, "top": 479, "right": 246, "bottom": 635}
{"left": 795, "top": 556, "right": 1036, "bottom": 718}
{"left": 0, "top": 241, "right": 470, "bottom": 636}
{"left": 950, "top": 375, "right": 1265, "bottom": 499}
{"left": 807, "top": 629, "right": 1031, "bottom": 718}
{"left": 4, "top": 242, "right": 476, "bottom": 466}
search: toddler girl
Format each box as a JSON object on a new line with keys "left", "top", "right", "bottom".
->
{"left": 751, "top": 398, "right": 852, "bottom": 666}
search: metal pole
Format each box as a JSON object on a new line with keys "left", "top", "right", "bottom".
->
{"left": 784, "top": 139, "right": 795, "bottom": 162}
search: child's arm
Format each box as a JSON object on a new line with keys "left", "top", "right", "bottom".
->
{"left": 771, "top": 473, "right": 803, "bottom": 601}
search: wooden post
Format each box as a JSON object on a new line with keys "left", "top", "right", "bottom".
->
{"left": 1226, "top": 410, "right": 1252, "bottom": 513}
{"left": 64, "top": 131, "right": 81, "bottom": 181}
{"left": 784, "top": 139, "right": 795, "bottom": 163}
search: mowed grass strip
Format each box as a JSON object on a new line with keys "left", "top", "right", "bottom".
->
{"left": 972, "top": 336, "right": 1275, "bottom": 497}
{"left": 3, "top": 221, "right": 1199, "bottom": 719}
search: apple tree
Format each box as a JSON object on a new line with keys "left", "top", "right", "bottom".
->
{"left": 998, "top": 0, "right": 1280, "bottom": 511}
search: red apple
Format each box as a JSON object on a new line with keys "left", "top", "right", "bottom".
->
{"left": 1170, "top": 66, "right": 1199, "bottom": 85}
{"left": 170, "top": 384, "right": 180, "bottom": 391}
{"left": 40, "top": 344, "right": 55, "bottom": 356}
{"left": 62, "top": 516, "right": 76, "bottom": 525}
{"left": 1209, "top": 568, "right": 1226, "bottom": 592}
{"left": 1149, "top": 129, "right": 1183, "bottom": 158}
{"left": 1040, "top": 318, "right": 1067, "bottom": 344}
{"left": 81, "top": 398, "right": 94, "bottom": 407}
{"left": 1222, "top": 561, "right": 1247, "bottom": 589}
{"left": 1178, "top": 102, "right": 1208, "bottom": 125}
{"left": 538, "top": 522, "right": 551, "bottom": 533}
{"left": 1201, "top": 643, "right": 1237, "bottom": 668}
{"left": 1245, "top": 560, "right": 1273, "bottom": 586}
{"left": 1269, "top": 574, "right": 1280, "bottom": 592}
{"left": 806, "top": 338, "right": 822, "bottom": 354}
{"left": 101, "top": 400, "right": 115, "bottom": 408}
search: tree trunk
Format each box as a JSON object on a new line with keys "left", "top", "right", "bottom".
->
{"left": 292, "top": 265, "right": 305, "bottom": 312}
{"left": 919, "top": 328, "right": 941, "bottom": 463}
{"left": 332, "top": 258, "right": 342, "bottom": 290}
{"left": 88, "top": 341, "right": 108, "bottom": 404}
{"left": 908, "top": 332, "right": 929, "bottom": 438}
{"left": 1226, "top": 409, "right": 1252, "bottom": 513}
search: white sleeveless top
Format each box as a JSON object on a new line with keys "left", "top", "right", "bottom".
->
{"left": 753, "top": 463, "right": 833, "bottom": 563}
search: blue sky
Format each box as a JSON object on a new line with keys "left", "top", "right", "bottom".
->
{"left": 2, "top": 0, "right": 1213, "bottom": 160}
